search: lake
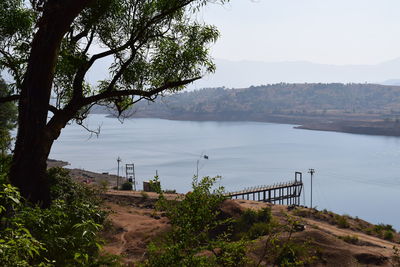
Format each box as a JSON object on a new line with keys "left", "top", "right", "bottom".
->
{"left": 50, "top": 114, "right": 400, "bottom": 229}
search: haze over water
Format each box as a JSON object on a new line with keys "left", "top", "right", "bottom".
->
{"left": 50, "top": 114, "right": 400, "bottom": 229}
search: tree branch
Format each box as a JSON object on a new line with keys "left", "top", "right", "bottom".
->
{"left": 82, "top": 29, "right": 95, "bottom": 55}
{"left": 48, "top": 105, "right": 60, "bottom": 114}
{"left": 70, "top": 0, "right": 195, "bottom": 101}
{"left": 0, "top": 94, "right": 20, "bottom": 103}
{"left": 82, "top": 77, "right": 200, "bottom": 106}
{"left": 0, "top": 49, "right": 23, "bottom": 89}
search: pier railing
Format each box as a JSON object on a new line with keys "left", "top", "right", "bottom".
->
{"left": 225, "top": 172, "right": 303, "bottom": 206}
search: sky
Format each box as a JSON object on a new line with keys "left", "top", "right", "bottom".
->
{"left": 198, "top": 0, "right": 400, "bottom": 65}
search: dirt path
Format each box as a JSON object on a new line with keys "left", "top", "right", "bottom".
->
{"left": 101, "top": 201, "right": 170, "bottom": 264}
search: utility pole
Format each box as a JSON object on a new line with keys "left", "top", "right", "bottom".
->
{"left": 117, "top": 156, "right": 121, "bottom": 189}
{"left": 196, "top": 154, "right": 209, "bottom": 177}
{"left": 196, "top": 159, "right": 199, "bottom": 177}
{"left": 308, "top": 168, "right": 315, "bottom": 208}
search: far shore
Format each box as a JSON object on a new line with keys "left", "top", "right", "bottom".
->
{"left": 104, "top": 112, "right": 400, "bottom": 137}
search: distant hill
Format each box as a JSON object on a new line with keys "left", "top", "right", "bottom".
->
{"left": 80, "top": 58, "right": 400, "bottom": 89}
{"left": 189, "top": 58, "right": 400, "bottom": 89}
{"left": 381, "top": 79, "right": 400, "bottom": 86}
{"left": 116, "top": 83, "right": 400, "bottom": 118}
{"left": 94, "top": 83, "right": 400, "bottom": 136}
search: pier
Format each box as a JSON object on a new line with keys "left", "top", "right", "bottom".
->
{"left": 226, "top": 172, "right": 303, "bottom": 206}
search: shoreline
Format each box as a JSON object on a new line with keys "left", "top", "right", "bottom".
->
{"left": 105, "top": 113, "right": 400, "bottom": 137}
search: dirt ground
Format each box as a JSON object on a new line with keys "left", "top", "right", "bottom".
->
{"left": 100, "top": 192, "right": 400, "bottom": 266}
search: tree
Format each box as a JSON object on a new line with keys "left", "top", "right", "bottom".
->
{"left": 0, "top": 0, "right": 224, "bottom": 206}
{"left": 0, "top": 78, "right": 17, "bottom": 156}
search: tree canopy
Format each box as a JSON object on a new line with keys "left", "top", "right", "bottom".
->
{"left": 0, "top": 78, "right": 16, "bottom": 154}
{"left": 0, "top": 0, "right": 225, "bottom": 205}
{"left": 1, "top": 0, "right": 221, "bottom": 116}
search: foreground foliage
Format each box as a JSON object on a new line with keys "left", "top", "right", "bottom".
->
{"left": 0, "top": 168, "right": 116, "bottom": 266}
{"left": 2, "top": 0, "right": 227, "bottom": 205}
{"left": 141, "top": 176, "right": 316, "bottom": 267}
{"left": 141, "top": 176, "right": 248, "bottom": 266}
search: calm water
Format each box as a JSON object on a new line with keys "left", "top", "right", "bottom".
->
{"left": 50, "top": 114, "right": 400, "bottom": 229}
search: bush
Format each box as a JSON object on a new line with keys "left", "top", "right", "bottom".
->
{"left": 273, "top": 239, "right": 315, "bottom": 267}
{"left": 121, "top": 182, "right": 133, "bottom": 190}
{"left": 234, "top": 207, "right": 272, "bottom": 238}
{"left": 335, "top": 215, "right": 350, "bottom": 228}
{"left": 374, "top": 223, "right": 395, "bottom": 234}
{"left": 0, "top": 184, "right": 47, "bottom": 267}
{"left": 258, "top": 207, "right": 272, "bottom": 223}
{"left": 142, "top": 176, "right": 249, "bottom": 266}
{"left": 384, "top": 231, "right": 394, "bottom": 241}
{"left": 247, "top": 222, "right": 272, "bottom": 240}
{"left": 163, "top": 189, "right": 176, "bottom": 194}
{"left": 0, "top": 168, "right": 110, "bottom": 266}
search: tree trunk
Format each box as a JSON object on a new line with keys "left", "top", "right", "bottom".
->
{"left": 9, "top": 0, "right": 91, "bottom": 206}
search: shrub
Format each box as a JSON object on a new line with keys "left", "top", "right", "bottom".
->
{"left": 374, "top": 224, "right": 395, "bottom": 234}
{"left": 273, "top": 240, "right": 315, "bottom": 267}
{"left": 335, "top": 215, "right": 350, "bottom": 228}
{"left": 258, "top": 207, "right": 272, "bottom": 223}
{"left": 236, "top": 209, "right": 258, "bottom": 232}
{"left": 364, "top": 227, "right": 374, "bottom": 235}
{"left": 142, "top": 176, "right": 249, "bottom": 266}
{"left": 99, "top": 179, "right": 110, "bottom": 192}
{"left": 121, "top": 182, "right": 133, "bottom": 190}
{"left": 0, "top": 184, "right": 47, "bottom": 267}
{"left": 0, "top": 168, "right": 110, "bottom": 266}
{"left": 212, "top": 239, "right": 249, "bottom": 267}
{"left": 384, "top": 231, "right": 394, "bottom": 241}
{"left": 255, "top": 217, "right": 316, "bottom": 267}
{"left": 247, "top": 222, "right": 272, "bottom": 240}
{"left": 163, "top": 189, "right": 176, "bottom": 194}
{"left": 234, "top": 207, "right": 272, "bottom": 239}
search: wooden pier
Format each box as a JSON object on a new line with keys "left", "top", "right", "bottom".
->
{"left": 226, "top": 172, "right": 303, "bottom": 206}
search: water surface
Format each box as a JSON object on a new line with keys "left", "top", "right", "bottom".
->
{"left": 50, "top": 114, "right": 400, "bottom": 229}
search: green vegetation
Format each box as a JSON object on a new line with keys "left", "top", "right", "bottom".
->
{"left": 0, "top": 167, "right": 117, "bottom": 266}
{"left": 292, "top": 207, "right": 400, "bottom": 243}
{"left": 335, "top": 215, "right": 350, "bottom": 229}
{"left": 384, "top": 231, "right": 394, "bottom": 241}
{"left": 141, "top": 176, "right": 316, "bottom": 267}
{"left": 118, "top": 83, "right": 400, "bottom": 120}
{"left": 0, "top": 77, "right": 17, "bottom": 174}
{"left": 142, "top": 176, "right": 246, "bottom": 267}
{"left": 148, "top": 175, "right": 162, "bottom": 193}
{"left": 120, "top": 181, "right": 133, "bottom": 191}
{"left": 234, "top": 208, "right": 273, "bottom": 240}
{"left": 1, "top": 0, "right": 226, "bottom": 205}
{"left": 361, "top": 223, "right": 397, "bottom": 241}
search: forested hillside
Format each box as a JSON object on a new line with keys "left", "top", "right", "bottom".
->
{"left": 92, "top": 83, "right": 400, "bottom": 136}
{"left": 103, "top": 83, "right": 400, "bottom": 119}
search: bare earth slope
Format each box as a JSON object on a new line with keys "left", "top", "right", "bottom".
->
{"left": 100, "top": 192, "right": 399, "bottom": 266}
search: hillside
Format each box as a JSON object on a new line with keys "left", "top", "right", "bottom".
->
{"left": 95, "top": 83, "right": 400, "bottom": 136}
{"left": 101, "top": 191, "right": 400, "bottom": 266}
{"left": 55, "top": 161, "right": 400, "bottom": 266}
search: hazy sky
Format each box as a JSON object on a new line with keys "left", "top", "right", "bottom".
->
{"left": 199, "top": 0, "right": 400, "bottom": 65}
